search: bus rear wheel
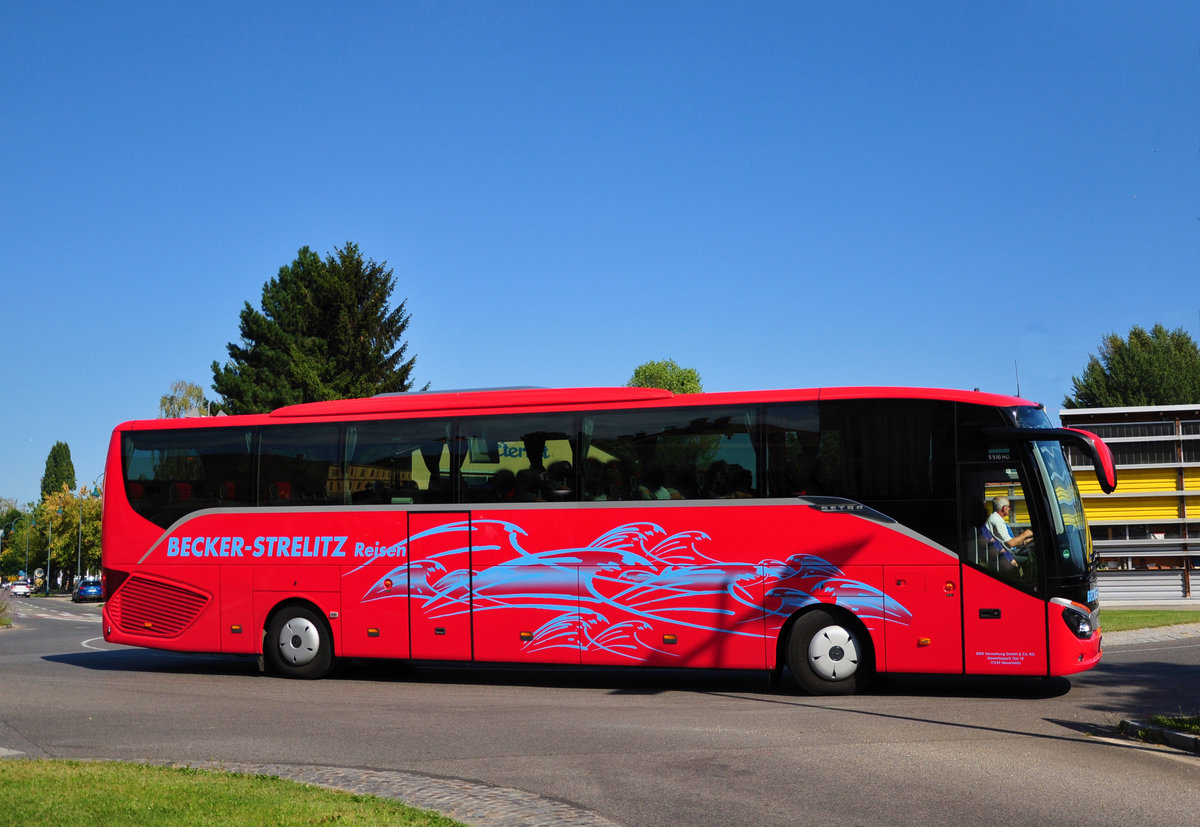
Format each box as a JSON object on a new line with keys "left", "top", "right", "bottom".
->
{"left": 266, "top": 606, "right": 333, "bottom": 679}
{"left": 786, "top": 608, "right": 873, "bottom": 695}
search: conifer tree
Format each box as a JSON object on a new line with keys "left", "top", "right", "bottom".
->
{"left": 212, "top": 243, "right": 420, "bottom": 414}
{"left": 1064, "top": 324, "right": 1200, "bottom": 408}
{"left": 40, "top": 442, "right": 76, "bottom": 501}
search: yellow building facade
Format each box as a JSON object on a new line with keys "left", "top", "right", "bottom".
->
{"left": 1060, "top": 404, "right": 1200, "bottom": 602}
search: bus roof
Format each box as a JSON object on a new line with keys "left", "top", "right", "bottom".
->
{"left": 113, "top": 386, "right": 1036, "bottom": 430}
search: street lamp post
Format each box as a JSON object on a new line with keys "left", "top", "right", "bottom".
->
{"left": 73, "top": 484, "right": 100, "bottom": 580}
{"left": 76, "top": 497, "right": 83, "bottom": 586}
{"left": 46, "top": 517, "right": 52, "bottom": 596}
{"left": 75, "top": 486, "right": 99, "bottom": 584}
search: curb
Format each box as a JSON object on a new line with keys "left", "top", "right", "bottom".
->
{"left": 1118, "top": 720, "right": 1200, "bottom": 754}
{"left": 160, "top": 761, "right": 620, "bottom": 826}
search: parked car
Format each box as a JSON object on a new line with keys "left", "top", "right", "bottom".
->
{"left": 71, "top": 579, "right": 103, "bottom": 603}
{"left": 10, "top": 580, "right": 32, "bottom": 598}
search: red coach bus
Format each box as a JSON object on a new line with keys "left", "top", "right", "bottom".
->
{"left": 101, "top": 386, "right": 1116, "bottom": 694}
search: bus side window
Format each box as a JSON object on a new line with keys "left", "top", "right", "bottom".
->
{"left": 259, "top": 424, "right": 341, "bottom": 507}
{"left": 763, "top": 404, "right": 820, "bottom": 496}
{"left": 458, "top": 414, "right": 576, "bottom": 503}
{"left": 587, "top": 406, "right": 759, "bottom": 501}
{"left": 346, "top": 420, "right": 455, "bottom": 505}
{"left": 121, "top": 427, "right": 255, "bottom": 528}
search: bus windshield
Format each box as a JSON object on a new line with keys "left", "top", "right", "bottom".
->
{"left": 1031, "top": 439, "right": 1094, "bottom": 579}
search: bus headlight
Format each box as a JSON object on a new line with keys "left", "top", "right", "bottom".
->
{"left": 1060, "top": 602, "right": 1095, "bottom": 639}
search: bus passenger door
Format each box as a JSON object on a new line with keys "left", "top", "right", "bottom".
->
{"left": 958, "top": 462, "right": 1048, "bottom": 675}
{"left": 409, "top": 512, "right": 473, "bottom": 661}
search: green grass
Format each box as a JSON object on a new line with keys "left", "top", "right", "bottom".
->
{"left": 0, "top": 760, "right": 463, "bottom": 826}
{"left": 1149, "top": 715, "right": 1200, "bottom": 735}
{"left": 1102, "top": 609, "right": 1200, "bottom": 633}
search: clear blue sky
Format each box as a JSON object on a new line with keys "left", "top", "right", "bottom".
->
{"left": 2, "top": 2, "right": 1197, "bottom": 506}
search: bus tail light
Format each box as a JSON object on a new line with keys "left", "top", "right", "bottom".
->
{"left": 103, "top": 567, "right": 130, "bottom": 600}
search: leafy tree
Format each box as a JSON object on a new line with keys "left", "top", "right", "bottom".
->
{"left": 627, "top": 359, "right": 703, "bottom": 394}
{"left": 40, "top": 486, "right": 103, "bottom": 586}
{"left": 212, "top": 242, "right": 421, "bottom": 414}
{"left": 1, "top": 504, "right": 22, "bottom": 577}
{"left": 159, "top": 380, "right": 213, "bottom": 418}
{"left": 40, "top": 442, "right": 76, "bottom": 501}
{"left": 1064, "top": 324, "right": 1200, "bottom": 408}
{"left": 0, "top": 505, "right": 44, "bottom": 579}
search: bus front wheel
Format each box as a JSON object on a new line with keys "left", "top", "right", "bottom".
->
{"left": 786, "top": 608, "right": 873, "bottom": 695}
{"left": 266, "top": 606, "right": 333, "bottom": 679}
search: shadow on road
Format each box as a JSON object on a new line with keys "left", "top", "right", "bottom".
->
{"left": 43, "top": 648, "right": 1095, "bottom": 701}
{"left": 44, "top": 649, "right": 259, "bottom": 677}
{"left": 1071, "top": 655, "right": 1200, "bottom": 718}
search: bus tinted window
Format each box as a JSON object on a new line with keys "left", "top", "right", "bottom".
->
{"left": 345, "top": 420, "right": 455, "bottom": 505}
{"left": 458, "top": 414, "right": 576, "bottom": 502}
{"left": 259, "top": 424, "right": 341, "bottom": 506}
{"left": 122, "top": 427, "right": 255, "bottom": 528}
{"left": 816, "top": 400, "right": 956, "bottom": 502}
{"left": 766, "top": 401, "right": 958, "bottom": 548}
{"left": 763, "top": 403, "right": 820, "bottom": 496}
{"left": 584, "top": 407, "right": 758, "bottom": 500}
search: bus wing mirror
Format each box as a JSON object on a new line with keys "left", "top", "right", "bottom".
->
{"left": 1062, "top": 427, "right": 1117, "bottom": 495}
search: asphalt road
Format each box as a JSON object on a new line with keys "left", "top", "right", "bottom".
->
{"left": 2, "top": 595, "right": 1198, "bottom": 826}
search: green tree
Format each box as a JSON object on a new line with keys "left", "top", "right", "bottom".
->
{"left": 1, "top": 504, "right": 22, "bottom": 578}
{"left": 40, "top": 486, "right": 103, "bottom": 586}
{"left": 160, "top": 380, "right": 213, "bottom": 418}
{"left": 211, "top": 243, "right": 421, "bottom": 414}
{"left": 627, "top": 359, "right": 703, "bottom": 394}
{"left": 40, "top": 442, "right": 76, "bottom": 501}
{"left": 1064, "top": 324, "right": 1200, "bottom": 408}
{"left": 2, "top": 506, "right": 41, "bottom": 579}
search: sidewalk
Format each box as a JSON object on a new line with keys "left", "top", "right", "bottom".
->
{"left": 1102, "top": 621, "right": 1200, "bottom": 646}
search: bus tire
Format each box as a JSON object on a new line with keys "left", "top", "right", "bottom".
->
{"left": 266, "top": 605, "right": 333, "bottom": 679}
{"left": 786, "top": 608, "right": 873, "bottom": 695}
